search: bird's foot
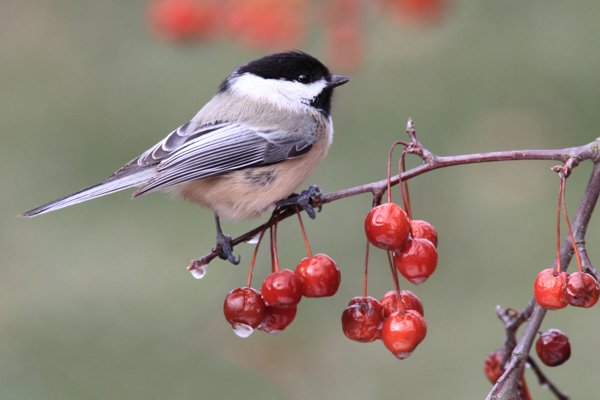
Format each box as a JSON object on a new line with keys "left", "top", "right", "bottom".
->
{"left": 214, "top": 214, "right": 240, "bottom": 265}
{"left": 215, "top": 231, "right": 240, "bottom": 265}
{"left": 276, "top": 185, "right": 323, "bottom": 219}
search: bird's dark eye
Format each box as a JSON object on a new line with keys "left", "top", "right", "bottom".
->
{"left": 297, "top": 74, "right": 311, "bottom": 84}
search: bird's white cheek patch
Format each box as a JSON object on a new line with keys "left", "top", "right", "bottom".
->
{"left": 230, "top": 73, "right": 328, "bottom": 112}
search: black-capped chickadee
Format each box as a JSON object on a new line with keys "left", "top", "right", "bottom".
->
{"left": 21, "top": 51, "right": 349, "bottom": 262}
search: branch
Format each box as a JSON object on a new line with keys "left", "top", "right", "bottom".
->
{"left": 527, "top": 357, "right": 570, "bottom": 400}
{"left": 487, "top": 160, "right": 600, "bottom": 399}
{"left": 189, "top": 134, "right": 600, "bottom": 271}
{"left": 187, "top": 123, "right": 600, "bottom": 397}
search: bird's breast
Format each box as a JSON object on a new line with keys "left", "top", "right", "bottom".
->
{"left": 171, "top": 120, "right": 332, "bottom": 221}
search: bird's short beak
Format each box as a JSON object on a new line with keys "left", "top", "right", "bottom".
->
{"left": 329, "top": 75, "right": 350, "bottom": 88}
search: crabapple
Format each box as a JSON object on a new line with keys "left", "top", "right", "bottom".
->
{"left": 261, "top": 269, "right": 303, "bottom": 308}
{"left": 295, "top": 254, "right": 341, "bottom": 298}
{"left": 364, "top": 203, "right": 410, "bottom": 251}
{"left": 536, "top": 329, "right": 571, "bottom": 367}
{"left": 380, "top": 310, "right": 427, "bottom": 359}
{"left": 341, "top": 296, "right": 384, "bottom": 342}
{"left": 380, "top": 290, "right": 424, "bottom": 317}
{"left": 223, "top": 287, "right": 266, "bottom": 337}
{"left": 394, "top": 238, "right": 438, "bottom": 285}
{"left": 563, "top": 271, "right": 600, "bottom": 308}
{"left": 533, "top": 269, "right": 568, "bottom": 310}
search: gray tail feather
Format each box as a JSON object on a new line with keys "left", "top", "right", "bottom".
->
{"left": 20, "top": 169, "right": 155, "bottom": 218}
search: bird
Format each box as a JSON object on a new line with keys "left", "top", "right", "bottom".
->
{"left": 21, "top": 51, "right": 348, "bottom": 262}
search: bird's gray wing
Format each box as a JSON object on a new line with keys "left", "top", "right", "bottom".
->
{"left": 133, "top": 117, "right": 318, "bottom": 196}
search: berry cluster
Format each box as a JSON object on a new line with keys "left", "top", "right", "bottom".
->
{"left": 224, "top": 254, "right": 340, "bottom": 337}
{"left": 223, "top": 212, "right": 340, "bottom": 337}
{"left": 533, "top": 173, "right": 599, "bottom": 311}
{"left": 534, "top": 269, "right": 599, "bottom": 310}
{"left": 147, "top": 0, "right": 448, "bottom": 70}
{"left": 528, "top": 176, "right": 597, "bottom": 376}
{"left": 364, "top": 206, "right": 438, "bottom": 282}
{"left": 342, "top": 142, "right": 438, "bottom": 359}
{"left": 484, "top": 327, "right": 572, "bottom": 391}
{"left": 341, "top": 290, "right": 426, "bottom": 357}
{"left": 485, "top": 169, "right": 598, "bottom": 390}
{"left": 149, "top": 0, "right": 307, "bottom": 47}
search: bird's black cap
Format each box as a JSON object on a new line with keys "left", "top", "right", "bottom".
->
{"left": 237, "top": 51, "right": 330, "bottom": 83}
{"left": 219, "top": 51, "right": 348, "bottom": 115}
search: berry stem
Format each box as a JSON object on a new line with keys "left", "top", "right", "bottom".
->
{"left": 387, "top": 141, "right": 410, "bottom": 204}
{"left": 519, "top": 371, "right": 532, "bottom": 400}
{"left": 560, "top": 176, "right": 583, "bottom": 273}
{"left": 272, "top": 211, "right": 281, "bottom": 272}
{"left": 363, "top": 240, "right": 370, "bottom": 298}
{"left": 403, "top": 157, "right": 412, "bottom": 220}
{"left": 295, "top": 206, "right": 312, "bottom": 258}
{"left": 526, "top": 356, "right": 570, "bottom": 400}
{"left": 399, "top": 149, "right": 412, "bottom": 220}
{"left": 247, "top": 225, "right": 268, "bottom": 288}
{"left": 387, "top": 251, "right": 405, "bottom": 314}
{"left": 192, "top": 135, "right": 599, "bottom": 269}
{"left": 269, "top": 221, "right": 275, "bottom": 273}
{"left": 555, "top": 175, "right": 563, "bottom": 273}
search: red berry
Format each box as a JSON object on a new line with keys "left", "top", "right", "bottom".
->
{"left": 536, "top": 329, "right": 571, "bottom": 367}
{"left": 380, "top": 290, "right": 424, "bottom": 318}
{"left": 394, "top": 238, "right": 438, "bottom": 285}
{"left": 149, "top": 0, "right": 220, "bottom": 41}
{"left": 226, "top": 2, "right": 305, "bottom": 49}
{"left": 261, "top": 269, "right": 303, "bottom": 308}
{"left": 533, "top": 269, "right": 568, "bottom": 310}
{"left": 295, "top": 254, "right": 341, "bottom": 298}
{"left": 258, "top": 306, "right": 297, "bottom": 334}
{"left": 223, "top": 287, "right": 266, "bottom": 337}
{"left": 341, "top": 296, "right": 384, "bottom": 342}
{"left": 563, "top": 271, "right": 600, "bottom": 308}
{"left": 388, "top": 0, "right": 445, "bottom": 24}
{"left": 484, "top": 349, "right": 505, "bottom": 383}
{"left": 364, "top": 203, "right": 410, "bottom": 251}
{"left": 410, "top": 219, "right": 438, "bottom": 248}
{"left": 380, "top": 310, "right": 427, "bottom": 359}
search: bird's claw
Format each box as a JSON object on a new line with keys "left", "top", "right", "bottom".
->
{"left": 216, "top": 231, "right": 240, "bottom": 265}
{"left": 276, "top": 185, "right": 323, "bottom": 219}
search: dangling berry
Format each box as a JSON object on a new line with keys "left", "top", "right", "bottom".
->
{"left": 380, "top": 290, "right": 424, "bottom": 317}
{"left": 533, "top": 269, "right": 568, "bottom": 310}
{"left": 536, "top": 329, "right": 571, "bottom": 367}
{"left": 394, "top": 238, "right": 438, "bottom": 285}
{"left": 223, "top": 287, "right": 266, "bottom": 338}
{"left": 380, "top": 310, "right": 427, "bottom": 359}
{"left": 295, "top": 254, "right": 341, "bottom": 298}
{"left": 341, "top": 296, "right": 384, "bottom": 342}
{"left": 258, "top": 306, "right": 297, "bottom": 334}
{"left": 410, "top": 220, "right": 438, "bottom": 248}
{"left": 484, "top": 349, "right": 505, "bottom": 383}
{"left": 364, "top": 203, "right": 410, "bottom": 251}
{"left": 261, "top": 269, "right": 303, "bottom": 308}
{"left": 563, "top": 271, "right": 600, "bottom": 308}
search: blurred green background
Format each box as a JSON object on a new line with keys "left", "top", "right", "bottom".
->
{"left": 3, "top": 1, "right": 600, "bottom": 399}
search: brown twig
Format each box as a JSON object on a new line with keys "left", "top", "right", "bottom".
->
{"left": 187, "top": 123, "right": 600, "bottom": 397}
{"left": 527, "top": 357, "right": 570, "bottom": 400}
{"left": 190, "top": 135, "right": 600, "bottom": 271}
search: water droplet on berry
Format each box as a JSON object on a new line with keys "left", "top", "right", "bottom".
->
{"left": 232, "top": 323, "right": 254, "bottom": 338}
{"left": 190, "top": 265, "right": 207, "bottom": 279}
